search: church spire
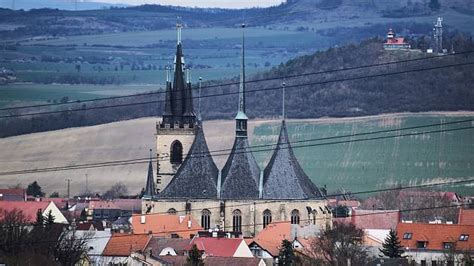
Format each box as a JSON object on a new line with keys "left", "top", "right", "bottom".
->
{"left": 143, "top": 149, "right": 156, "bottom": 199}
{"left": 282, "top": 81, "right": 286, "bottom": 120}
{"left": 235, "top": 23, "right": 248, "bottom": 137}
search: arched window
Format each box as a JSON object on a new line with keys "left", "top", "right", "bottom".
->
{"left": 232, "top": 209, "right": 242, "bottom": 233}
{"left": 263, "top": 209, "right": 272, "bottom": 228}
{"left": 201, "top": 209, "right": 211, "bottom": 230}
{"left": 167, "top": 208, "right": 177, "bottom": 215}
{"left": 170, "top": 141, "right": 183, "bottom": 164}
{"left": 291, "top": 209, "right": 300, "bottom": 225}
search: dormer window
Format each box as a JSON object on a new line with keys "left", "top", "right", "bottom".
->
{"left": 443, "top": 242, "right": 454, "bottom": 249}
{"left": 416, "top": 241, "right": 427, "bottom": 249}
{"left": 403, "top": 232, "right": 412, "bottom": 240}
{"left": 459, "top": 234, "right": 469, "bottom": 241}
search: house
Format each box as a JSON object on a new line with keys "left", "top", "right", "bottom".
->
{"left": 76, "top": 221, "right": 105, "bottom": 231}
{"left": 0, "top": 200, "right": 68, "bottom": 224}
{"left": 396, "top": 222, "right": 474, "bottom": 265}
{"left": 88, "top": 200, "right": 122, "bottom": 221}
{"left": 458, "top": 208, "right": 474, "bottom": 225}
{"left": 101, "top": 234, "right": 151, "bottom": 265}
{"left": 188, "top": 237, "right": 254, "bottom": 258}
{"left": 383, "top": 29, "right": 410, "bottom": 50}
{"left": 0, "top": 188, "right": 26, "bottom": 201}
{"left": 351, "top": 209, "right": 400, "bottom": 230}
{"left": 112, "top": 198, "right": 142, "bottom": 216}
{"left": 130, "top": 214, "right": 202, "bottom": 238}
{"left": 131, "top": 254, "right": 266, "bottom": 266}
{"left": 146, "top": 237, "right": 190, "bottom": 256}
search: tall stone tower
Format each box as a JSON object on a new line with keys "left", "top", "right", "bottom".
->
{"left": 156, "top": 22, "right": 197, "bottom": 192}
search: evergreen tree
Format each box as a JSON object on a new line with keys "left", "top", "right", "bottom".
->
{"left": 26, "top": 181, "right": 45, "bottom": 197}
{"left": 35, "top": 209, "right": 44, "bottom": 226}
{"left": 79, "top": 209, "right": 87, "bottom": 222}
{"left": 379, "top": 229, "right": 404, "bottom": 258}
{"left": 278, "top": 239, "right": 295, "bottom": 266}
{"left": 45, "top": 210, "right": 55, "bottom": 225}
{"left": 186, "top": 244, "right": 204, "bottom": 266}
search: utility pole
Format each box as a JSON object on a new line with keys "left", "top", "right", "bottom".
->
{"left": 66, "top": 178, "right": 71, "bottom": 199}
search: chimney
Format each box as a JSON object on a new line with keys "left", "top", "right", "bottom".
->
{"left": 179, "top": 216, "right": 185, "bottom": 224}
{"left": 141, "top": 215, "right": 146, "bottom": 224}
{"left": 188, "top": 220, "right": 192, "bottom": 229}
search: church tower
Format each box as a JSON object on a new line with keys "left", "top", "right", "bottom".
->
{"left": 156, "top": 21, "right": 197, "bottom": 192}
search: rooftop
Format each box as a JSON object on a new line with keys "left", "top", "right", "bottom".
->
{"left": 458, "top": 208, "right": 474, "bottom": 225}
{"left": 130, "top": 214, "right": 202, "bottom": 238}
{"left": 189, "top": 237, "right": 246, "bottom": 257}
{"left": 0, "top": 200, "right": 51, "bottom": 223}
{"left": 351, "top": 209, "right": 400, "bottom": 230}
{"left": 102, "top": 234, "right": 150, "bottom": 257}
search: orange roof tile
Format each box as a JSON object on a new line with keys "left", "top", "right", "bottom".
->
{"left": 0, "top": 201, "right": 51, "bottom": 223}
{"left": 458, "top": 209, "right": 474, "bottom": 225}
{"left": 351, "top": 209, "right": 400, "bottom": 229}
{"left": 396, "top": 223, "right": 474, "bottom": 251}
{"left": 253, "top": 222, "right": 292, "bottom": 256}
{"left": 102, "top": 234, "right": 151, "bottom": 256}
{"left": 189, "top": 237, "right": 244, "bottom": 257}
{"left": 131, "top": 214, "right": 202, "bottom": 239}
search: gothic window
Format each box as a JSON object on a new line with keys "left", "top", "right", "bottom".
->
{"left": 167, "top": 208, "right": 177, "bottom": 215}
{"left": 263, "top": 209, "right": 272, "bottom": 228}
{"left": 170, "top": 141, "right": 183, "bottom": 164}
{"left": 291, "top": 209, "right": 300, "bottom": 225}
{"left": 232, "top": 209, "right": 242, "bottom": 233}
{"left": 201, "top": 209, "right": 211, "bottom": 230}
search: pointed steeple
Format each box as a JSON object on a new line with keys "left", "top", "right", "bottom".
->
{"left": 161, "top": 20, "right": 196, "bottom": 127}
{"left": 160, "top": 125, "right": 219, "bottom": 199}
{"left": 262, "top": 121, "right": 323, "bottom": 199}
{"left": 220, "top": 24, "right": 260, "bottom": 200}
{"left": 235, "top": 23, "right": 248, "bottom": 137}
{"left": 143, "top": 149, "right": 156, "bottom": 199}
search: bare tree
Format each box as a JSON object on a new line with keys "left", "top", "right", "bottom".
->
{"left": 55, "top": 227, "right": 93, "bottom": 266}
{"left": 308, "top": 222, "right": 369, "bottom": 266}
{"left": 102, "top": 182, "right": 128, "bottom": 199}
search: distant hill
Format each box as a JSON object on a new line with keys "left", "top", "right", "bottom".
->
{"left": 0, "top": 0, "right": 128, "bottom": 11}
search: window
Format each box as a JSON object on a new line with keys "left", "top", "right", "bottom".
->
{"left": 291, "top": 209, "right": 300, "bottom": 225}
{"left": 201, "top": 209, "right": 211, "bottom": 230}
{"left": 263, "top": 209, "right": 272, "bottom": 228}
{"left": 232, "top": 209, "right": 242, "bottom": 233}
{"left": 170, "top": 141, "right": 183, "bottom": 164}
{"left": 167, "top": 208, "right": 177, "bottom": 215}
{"left": 416, "top": 241, "right": 427, "bottom": 249}
{"left": 403, "top": 232, "right": 412, "bottom": 240}
{"left": 459, "top": 234, "right": 469, "bottom": 241}
{"left": 443, "top": 242, "right": 454, "bottom": 249}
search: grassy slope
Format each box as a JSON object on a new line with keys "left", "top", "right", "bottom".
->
{"left": 0, "top": 112, "right": 472, "bottom": 197}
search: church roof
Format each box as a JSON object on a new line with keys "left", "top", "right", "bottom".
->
{"left": 143, "top": 158, "right": 155, "bottom": 198}
{"left": 263, "top": 120, "right": 323, "bottom": 199}
{"left": 159, "top": 125, "right": 219, "bottom": 199}
{"left": 220, "top": 136, "right": 260, "bottom": 199}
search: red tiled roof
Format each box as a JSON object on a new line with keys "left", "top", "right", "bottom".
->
{"left": 131, "top": 214, "right": 202, "bottom": 238}
{"left": 102, "top": 234, "right": 151, "bottom": 256}
{"left": 351, "top": 209, "right": 400, "bottom": 230}
{"left": 89, "top": 200, "right": 120, "bottom": 210}
{"left": 0, "top": 201, "right": 51, "bottom": 222}
{"left": 396, "top": 223, "right": 474, "bottom": 251}
{"left": 204, "top": 256, "right": 262, "bottom": 266}
{"left": 189, "top": 237, "right": 243, "bottom": 257}
{"left": 253, "top": 222, "right": 292, "bottom": 256}
{"left": 0, "top": 188, "right": 26, "bottom": 197}
{"left": 45, "top": 198, "right": 68, "bottom": 209}
{"left": 458, "top": 209, "right": 474, "bottom": 225}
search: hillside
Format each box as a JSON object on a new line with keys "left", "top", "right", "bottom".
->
{"left": 0, "top": 112, "right": 472, "bottom": 197}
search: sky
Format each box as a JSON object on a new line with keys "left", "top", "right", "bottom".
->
{"left": 92, "top": 0, "right": 285, "bottom": 9}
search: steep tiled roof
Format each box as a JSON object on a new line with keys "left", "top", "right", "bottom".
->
{"left": 458, "top": 208, "right": 474, "bottom": 225}
{"left": 102, "top": 234, "right": 151, "bottom": 256}
{"left": 147, "top": 237, "right": 191, "bottom": 256}
{"left": 143, "top": 159, "right": 156, "bottom": 198}
{"left": 160, "top": 126, "right": 219, "bottom": 199}
{"left": 351, "top": 209, "right": 400, "bottom": 230}
{"left": 252, "top": 222, "right": 292, "bottom": 257}
{"left": 130, "top": 214, "right": 202, "bottom": 238}
{"left": 189, "top": 237, "right": 245, "bottom": 257}
{"left": 396, "top": 223, "right": 474, "bottom": 251}
{"left": 221, "top": 136, "right": 260, "bottom": 199}
{"left": 263, "top": 121, "right": 322, "bottom": 199}
{"left": 0, "top": 201, "right": 51, "bottom": 222}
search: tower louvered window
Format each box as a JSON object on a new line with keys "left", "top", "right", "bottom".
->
{"left": 232, "top": 209, "right": 242, "bottom": 232}
{"left": 170, "top": 141, "right": 183, "bottom": 164}
{"left": 263, "top": 209, "right": 272, "bottom": 228}
{"left": 201, "top": 209, "right": 211, "bottom": 230}
{"left": 291, "top": 209, "right": 300, "bottom": 224}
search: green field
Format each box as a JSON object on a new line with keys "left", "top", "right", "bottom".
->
{"left": 251, "top": 114, "right": 474, "bottom": 196}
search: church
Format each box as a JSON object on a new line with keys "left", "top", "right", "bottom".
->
{"left": 141, "top": 23, "right": 331, "bottom": 237}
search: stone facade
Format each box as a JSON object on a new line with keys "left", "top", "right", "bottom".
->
{"left": 143, "top": 198, "right": 331, "bottom": 237}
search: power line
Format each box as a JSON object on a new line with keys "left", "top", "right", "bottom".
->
{"left": 1, "top": 61, "right": 473, "bottom": 119}
{"left": 1, "top": 51, "right": 472, "bottom": 112}
{"left": 0, "top": 123, "right": 472, "bottom": 176}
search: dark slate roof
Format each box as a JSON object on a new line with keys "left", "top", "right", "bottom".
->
{"left": 159, "top": 125, "right": 218, "bottom": 199}
{"left": 143, "top": 159, "right": 155, "bottom": 198}
{"left": 263, "top": 120, "right": 323, "bottom": 199}
{"left": 221, "top": 136, "right": 260, "bottom": 199}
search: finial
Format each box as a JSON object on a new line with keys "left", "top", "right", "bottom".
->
{"left": 198, "top": 76, "right": 202, "bottom": 122}
{"left": 165, "top": 66, "right": 170, "bottom": 82}
{"left": 149, "top": 149, "right": 152, "bottom": 160}
{"left": 186, "top": 68, "right": 191, "bottom": 83}
{"left": 177, "top": 17, "right": 182, "bottom": 44}
{"left": 282, "top": 81, "right": 286, "bottom": 120}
